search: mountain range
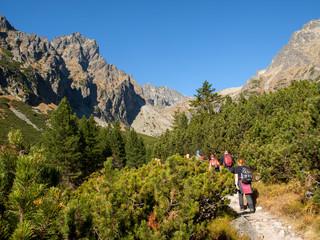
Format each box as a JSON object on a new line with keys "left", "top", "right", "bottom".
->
{"left": 1, "top": 15, "right": 320, "bottom": 136}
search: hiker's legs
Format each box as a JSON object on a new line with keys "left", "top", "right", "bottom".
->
{"left": 245, "top": 194, "right": 255, "bottom": 212}
{"left": 238, "top": 192, "right": 245, "bottom": 210}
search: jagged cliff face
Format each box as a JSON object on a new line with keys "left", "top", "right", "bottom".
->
{"left": 0, "top": 25, "right": 70, "bottom": 106}
{"left": 0, "top": 15, "right": 188, "bottom": 134}
{"left": 0, "top": 15, "right": 145, "bottom": 125}
{"left": 3, "top": 14, "right": 318, "bottom": 136}
{"left": 51, "top": 33, "right": 145, "bottom": 124}
{"left": 241, "top": 19, "right": 320, "bottom": 96}
{"left": 142, "top": 82, "right": 187, "bottom": 106}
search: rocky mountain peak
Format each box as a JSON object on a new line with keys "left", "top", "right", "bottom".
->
{"left": 240, "top": 18, "right": 320, "bottom": 96}
{"left": 142, "top": 82, "right": 187, "bottom": 106}
{"left": 0, "top": 15, "right": 189, "bottom": 136}
{"left": 301, "top": 19, "right": 320, "bottom": 31}
{"left": 0, "top": 15, "right": 16, "bottom": 32}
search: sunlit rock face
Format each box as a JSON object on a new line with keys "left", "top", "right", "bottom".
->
{"left": 240, "top": 19, "right": 320, "bottom": 97}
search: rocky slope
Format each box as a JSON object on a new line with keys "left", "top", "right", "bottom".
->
{"left": 50, "top": 32, "right": 145, "bottom": 124}
{"left": 240, "top": 19, "right": 320, "bottom": 96}
{"left": 0, "top": 16, "right": 146, "bottom": 126}
{"left": 131, "top": 97, "right": 192, "bottom": 136}
{"left": 0, "top": 15, "right": 189, "bottom": 136}
{"left": 142, "top": 82, "right": 187, "bottom": 106}
{"left": 2, "top": 15, "right": 319, "bottom": 137}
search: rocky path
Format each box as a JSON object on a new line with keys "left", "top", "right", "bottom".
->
{"left": 228, "top": 194, "right": 303, "bottom": 240}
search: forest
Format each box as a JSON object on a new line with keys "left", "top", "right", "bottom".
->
{"left": 0, "top": 79, "right": 319, "bottom": 239}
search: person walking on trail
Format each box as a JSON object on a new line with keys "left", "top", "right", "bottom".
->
{"left": 220, "top": 150, "right": 234, "bottom": 173}
{"left": 155, "top": 158, "right": 161, "bottom": 166}
{"left": 234, "top": 159, "right": 255, "bottom": 213}
{"left": 209, "top": 154, "right": 220, "bottom": 172}
{"left": 195, "top": 150, "right": 202, "bottom": 161}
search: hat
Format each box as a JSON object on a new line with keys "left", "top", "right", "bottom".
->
{"left": 196, "top": 150, "right": 200, "bottom": 154}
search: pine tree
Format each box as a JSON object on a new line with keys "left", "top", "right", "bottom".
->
{"left": 125, "top": 128, "right": 146, "bottom": 168}
{"left": 110, "top": 120, "right": 126, "bottom": 168}
{"left": 96, "top": 125, "right": 112, "bottom": 164}
{"left": 42, "top": 97, "right": 81, "bottom": 183}
{"left": 78, "top": 115, "right": 103, "bottom": 179}
{"left": 0, "top": 131, "right": 65, "bottom": 239}
{"left": 69, "top": 155, "right": 235, "bottom": 239}
{"left": 190, "top": 80, "right": 221, "bottom": 113}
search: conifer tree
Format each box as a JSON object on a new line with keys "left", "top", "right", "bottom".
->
{"left": 0, "top": 131, "right": 65, "bottom": 239}
{"left": 96, "top": 125, "right": 112, "bottom": 163}
{"left": 42, "top": 97, "right": 81, "bottom": 183}
{"left": 125, "top": 128, "right": 146, "bottom": 168}
{"left": 78, "top": 115, "right": 102, "bottom": 179}
{"left": 190, "top": 80, "right": 221, "bottom": 113}
{"left": 110, "top": 120, "right": 126, "bottom": 168}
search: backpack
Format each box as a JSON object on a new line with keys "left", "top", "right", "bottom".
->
{"left": 224, "top": 154, "right": 232, "bottom": 166}
{"left": 240, "top": 167, "right": 253, "bottom": 184}
{"left": 211, "top": 159, "right": 219, "bottom": 168}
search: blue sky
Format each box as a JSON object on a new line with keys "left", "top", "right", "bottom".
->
{"left": 2, "top": 0, "right": 320, "bottom": 96}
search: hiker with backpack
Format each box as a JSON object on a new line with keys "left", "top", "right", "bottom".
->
{"left": 195, "top": 150, "right": 203, "bottom": 161}
{"left": 209, "top": 154, "right": 220, "bottom": 172}
{"left": 220, "top": 150, "right": 234, "bottom": 173}
{"left": 155, "top": 158, "right": 161, "bottom": 166}
{"left": 234, "top": 158, "right": 255, "bottom": 213}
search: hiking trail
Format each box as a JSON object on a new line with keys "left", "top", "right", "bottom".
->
{"left": 228, "top": 194, "right": 303, "bottom": 240}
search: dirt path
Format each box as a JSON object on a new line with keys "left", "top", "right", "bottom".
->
{"left": 228, "top": 194, "right": 303, "bottom": 240}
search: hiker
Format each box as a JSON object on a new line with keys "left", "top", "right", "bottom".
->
{"left": 234, "top": 159, "right": 255, "bottom": 213}
{"left": 220, "top": 150, "right": 234, "bottom": 173}
{"left": 195, "top": 150, "right": 202, "bottom": 161}
{"left": 209, "top": 154, "right": 220, "bottom": 172}
{"left": 155, "top": 158, "right": 161, "bottom": 166}
{"left": 186, "top": 153, "right": 190, "bottom": 160}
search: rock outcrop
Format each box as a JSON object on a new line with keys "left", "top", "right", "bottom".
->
{"left": 0, "top": 15, "right": 187, "bottom": 134}
{"left": 142, "top": 82, "right": 187, "bottom": 106}
{"left": 240, "top": 19, "right": 320, "bottom": 96}
{"left": 51, "top": 33, "right": 145, "bottom": 124}
{"left": 0, "top": 15, "right": 15, "bottom": 32}
{"left": 0, "top": 15, "right": 145, "bottom": 126}
{"left": 3, "top": 14, "right": 318, "bottom": 136}
{"left": 131, "top": 97, "right": 193, "bottom": 136}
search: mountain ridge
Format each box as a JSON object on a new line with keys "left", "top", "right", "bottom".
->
{"left": 0, "top": 15, "right": 187, "bottom": 136}
{"left": 1, "top": 15, "right": 320, "bottom": 137}
{"left": 239, "top": 18, "right": 320, "bottom": 96}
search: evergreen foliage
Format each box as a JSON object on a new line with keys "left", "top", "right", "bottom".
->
{"left": 78, "top": 115, "right": 105, "bottom": 179}
{"left": 111, "top": 120, "right": 126, "bottom": 169}
{"left": 154, "top": 80, "right": 320, "bottom": 200}
{"left": 2, "top": 79, "right": 320, "bottom": 239}
{"left": 0, "top": 130, "right": 65, "bottom": 239}
{"left": 64, "top": 155, "right": 234, "bottom": 239}
{"left": 190, "top": 80, "right": 221, "bottom": 113}
{"left": 125, "top": 128, "right": 146, "bottom": 168}
{"left": 42, "top": 97, "right": 82, "bottom": 184}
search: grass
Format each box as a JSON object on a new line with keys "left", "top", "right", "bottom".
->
{"left": 0, "top": 98, "right": 48, "bottom": 146}
{"left": 253, "top": 181, "right": 320, "bottom": 239}
{"left": 0, "top": 96, "right": 157, "bottom": 147}
{"left": 207, "top": 216, "right": 249, "bottom": 240}
{"left": 137, "top": 132, "right": 158, "bottom": 146}
{"left": 10, "top": 100, "right": 49, "bottom": 130}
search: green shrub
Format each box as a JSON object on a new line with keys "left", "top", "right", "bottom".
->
{"left": 65, "top": 155, "right": 235, "bottom": 239}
